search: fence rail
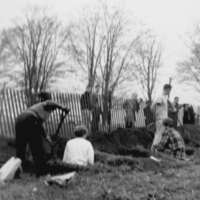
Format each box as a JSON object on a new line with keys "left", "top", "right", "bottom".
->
{"left": 0, "top": 88, "right": 157, "bottom": 139}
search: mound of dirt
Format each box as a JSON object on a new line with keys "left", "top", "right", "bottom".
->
{"left": 177, "top": 124, "right": 200, "bottom": 147}
{"left": 88, "top": 127, "right": 154, "bottom": 157}
{"left": 88, "top": 124, "right": 200, "bottom": 157}
{"left": 0, "top": 137, "right": 16, "bottom": 166}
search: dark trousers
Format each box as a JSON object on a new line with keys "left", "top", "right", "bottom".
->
{"left": 125, "top": 121, "right": 135, "bottom": 128}
{"left": 15, "top": 113, "right": 46, "bottom": 177}
{"left": 91, "top": 108, "right": 100, "bottom": 133}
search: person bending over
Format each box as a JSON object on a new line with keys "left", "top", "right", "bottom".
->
{"left": 152, "top": 118, "right": 188, "bottom": 161}
{"left": 63, "top": 125, "right": 94, "bottom": 166}
{"left": 15, "top": 91, "right": 70, "bottom": 177}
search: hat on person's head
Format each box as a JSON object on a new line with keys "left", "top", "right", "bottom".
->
{"left": 163, "top": 118, "right": 174, "bottom": 127}
{"left": 38, "top": 91, "right": 52, "bottom": 102}
{"left": 74, "top": 124, "right": 88, "bottom": 137}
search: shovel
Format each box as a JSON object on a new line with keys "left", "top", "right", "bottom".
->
{"left": 47, "top": 110, "right": 69, "bottom": 160}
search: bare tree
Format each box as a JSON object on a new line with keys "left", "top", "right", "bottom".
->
{"left": 0, "top": 32, "right": 11, "bottom": 88}
{"left": 177, "top": 25, "right": 200, "bottom": 93}
{"left": 134, "top": 35, "right": 164, "bottom": 101}
{"left": 69, "top": 4, "right": 141, "bottom": 129}
{"left": 3, "top": 6, "right": 69, "bottom": 106}
{"left": 69, "top": 5, "right": 104, "bottom": 88}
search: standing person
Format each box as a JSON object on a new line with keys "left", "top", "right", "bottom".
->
{"left": 91, "top": 84, "right": 101, "bottom": 133}
{"left": 150, "top": 84, "right": 176, "bottom": 149}
{"left": 63, "top": 124, "right": 94, "bottom": 166}
{"left": 80, "top": 85, "right": 92, "bottom": 134}
{"left": 123, "top": 92, "right": 140, "bottom": 128}
{"left": 172, "top": 97, "right": 180, "bottom": 128}
{"left": 15, "top": 92, "right": 70, "bottom": 177}
{"left": 143, "top": 100, "right": 154, "bottom": 127}
{"left": 183, "top": 104, "right": 190, "bottom": 124}
{"left": 189, "top": 105, "right": 195, "bottom": 124}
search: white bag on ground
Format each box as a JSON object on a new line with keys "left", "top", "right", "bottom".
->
{"left": 0, "top": 157, "right": 22, "bottom": 182}
{"left": 45, "top": 172, "right": 77, "bottom": 186}
{"left": 150, "top": 156, "right": 161, "bottom": 162}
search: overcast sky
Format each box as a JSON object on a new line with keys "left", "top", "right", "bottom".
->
{"left": 1, "top": 0, "right": 200, "bottom": 106}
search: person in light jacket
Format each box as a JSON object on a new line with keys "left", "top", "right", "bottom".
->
{"left": 63, "top": 125, "right": 94, "bottom": 166}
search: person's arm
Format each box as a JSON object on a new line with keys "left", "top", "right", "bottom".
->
{"left": 150, "top": 101, "right": 157, "bottom": 113}
{"left": 39, "top": 124, "right": 47, "bottom": 139}
{"left": 179, "top": 104, "right": 183, "bottom": 109}
{"left": 87, "top": 143, "right": 94, "bottom": 165}
{"left": 44, "top": 100, "right": 70, "bottom": 113}
{"left": 154, "top": 131, "right": 169, "bottom": 151}
{"left": 150, "top": 96, "right": 162, "bottom": 113}
{"left": 38, "top": 124, "right": 52, "bottom": 144}
{"left": 168, "top": 100, "right": 176, "bottom": 112}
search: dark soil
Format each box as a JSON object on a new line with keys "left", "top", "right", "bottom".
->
{"left": 0, "top": 124, "right": 200, "bottom": 174}
{"left": 0, "top": 137, "right": 16, "bottom": 166}
{"left": 88, "top": 127, "right": 154, "bottom": 156}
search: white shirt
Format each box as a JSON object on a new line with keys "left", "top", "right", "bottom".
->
{"left": 63, "top": 138, "right": 94, "bottom": 166}
{"left": 154, "top": 94, "right": 168, "bottom": 120}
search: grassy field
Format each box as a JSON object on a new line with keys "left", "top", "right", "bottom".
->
{"left": 1, "top": 150, "right": 200, "bottom": 200}
{"left": 1, "top": 124, "right": 200, "bottom": 200}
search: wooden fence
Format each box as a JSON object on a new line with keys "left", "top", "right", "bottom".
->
{"left": 0, "top": 88, "right": 154, "bottom": 139}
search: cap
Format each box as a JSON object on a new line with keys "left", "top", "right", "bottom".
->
{"left": 163, "top": 118, "right": 174, "bottom": 126}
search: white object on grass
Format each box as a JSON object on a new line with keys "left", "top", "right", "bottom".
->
{"left": 45, "top": 172, "right": 76, "bottom": 186}
{"left": 0, "top": 157, "right": 22, "bottom": 182}
{"left": 150, "top": 156, "right": 161, "bottom": 162}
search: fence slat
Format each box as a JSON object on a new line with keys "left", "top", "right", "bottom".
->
{"left": 13, "top": 90, "right": 21, "bottom": 117}
{"left": 5, "top": 89, "right": 15, "bottom": 137}
{"left": 3, "top": 89, "right": 13, "bottom": 138}
{"left": 0, "top": 87, "right": 7, "bottom": 137}
{"left": 9, "top": 89, "right": 17, "bottom": 121}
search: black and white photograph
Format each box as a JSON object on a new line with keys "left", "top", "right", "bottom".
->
{"left": 0, "top": 0, "right": 200, "bottom": 199}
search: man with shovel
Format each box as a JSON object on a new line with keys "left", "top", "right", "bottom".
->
{"left": 15, "top": 92, "right": 70, "bottom": 177}
{"left": 150, "top": 84, "right": 176, "bottom": 150}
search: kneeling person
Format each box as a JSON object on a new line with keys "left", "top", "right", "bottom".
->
{"left": 63, "top": 125, "right": 94, "bottom": 166}
{"left": 153, "top": 118, "right": 187, "bottom": 160}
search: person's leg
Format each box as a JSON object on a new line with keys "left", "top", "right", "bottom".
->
{"left": 82, "top": 110, "right": 87, "bottom": 126}
{"left": 96, "top": 112, "right": 100, "bottom": 131}
{"left": 27, "top": 122, "right": 46, "bottom": 177}
{"left": 93, "top": 109, "right": 100, "bottom": 132}
{"left": 151, "top": 120, "right": 165, "bottom": 148}
{"left": 87, "top": 110, "right": 92, "bottom": 135}
{"left": 91, "top": 110, "right": 96, "bottom": 133}
{"left": 15, "top": 114, "right": 28, "bottom": 164}
{"left": 82, "top": 109, "right": 90, "bottom": 134}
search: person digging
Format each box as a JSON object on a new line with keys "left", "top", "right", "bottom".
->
{"left": 151, "top": 118, "right": 189, "bottom": 161}
{"left": 15, "top": 91, "right": 70, "bottom": 177}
